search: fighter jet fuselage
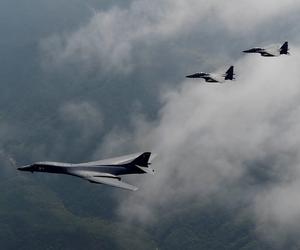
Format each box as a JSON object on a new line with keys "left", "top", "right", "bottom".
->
{"left": 186, "top": 66, "right": 235, "bottom": 83}
{"left": 243, "top": 41, "right": 289, "bottom": 57}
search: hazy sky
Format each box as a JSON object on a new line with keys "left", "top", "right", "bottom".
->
{"left": 2, "top": 0, "right": 300, "bottom": 248}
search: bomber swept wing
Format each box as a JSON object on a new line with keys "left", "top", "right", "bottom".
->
{"left": 69, "top": 170, "right": 139, "bottom": 191}
{"left": 85, "top": 176, "right": 138, "bottom": 191}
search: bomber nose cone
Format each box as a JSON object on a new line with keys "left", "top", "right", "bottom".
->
{"left": 17, "top": 165, "right": 31, "bottom": 171}
{"left": 186, "top": 74, "right": 193, "bottom": 78}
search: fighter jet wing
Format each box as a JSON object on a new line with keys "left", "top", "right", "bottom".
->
{"left": 260, "top": 51, "right": 276, "bottom": 57}
{"left": 203, "top": 76, "right": 219, "bottom": 83}
{"left": 84, "top": 176, "right": 138, "bottom": 191}
{"left": 261, "top": 46, "right": 280, "bottom": 57}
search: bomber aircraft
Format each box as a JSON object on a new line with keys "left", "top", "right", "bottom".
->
{"left": 243, "top": 41, "right": 289, "bottom": 57}
{"left": 186, "top": 66, "right": 235, "bottom": 83}
{"left": 18, "top": 152, "right": 155, "bottom": 191}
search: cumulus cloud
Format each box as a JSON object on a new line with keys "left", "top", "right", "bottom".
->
{"left": 108, "top": 50, "right": 300, "bottom": 247}
{"left": 49, "top": 101, "right": 105, "bottom": 160}
{"left": 40, "top": 0, "right": 300, "bottom": 246}
{"left": 60, "top": 101, "right": 104, "bottom": 136}
{"left": 41, "top": 0, "right": 300, "bottom": 74}
{"left": 255, "top": 180, "right": 300, "bottom": 247}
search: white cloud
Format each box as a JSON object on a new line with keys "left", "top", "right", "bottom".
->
{"left": 60, "top": 101, "right": 104, "bottom": 138}
{"left": 40, "top": 0, "right": 300, "bottom": 245}
{"left": 108, "top": 50, "right": 300, "bottom": 245}
{"left": 255, "top": 180, "right": 300, "bottom": 246}
{"left": 41, "top": 0, "right": 300, "bottom": 73}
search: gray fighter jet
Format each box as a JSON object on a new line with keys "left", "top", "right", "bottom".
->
{"left": 186, "top": 66, "right": 235, "bottom": 83}
{"left": 243, "top": 41, "right": 289, "bottom": 57}
{"left": 18, "top": 152, "right": 155, "bottom": 191}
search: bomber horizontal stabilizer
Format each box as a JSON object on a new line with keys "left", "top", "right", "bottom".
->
{"left": 135, "top": 165, "right": 155, "bottom": 175}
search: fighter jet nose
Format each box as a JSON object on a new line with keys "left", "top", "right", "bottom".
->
{"left": 186, "top": 73, "right": 201, "bottom": 78}
{"left": 243, "top": 48, "right": 255, "bottom": 53}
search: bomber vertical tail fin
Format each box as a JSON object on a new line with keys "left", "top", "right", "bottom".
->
{"left": 131, "top": 152, "right": 152, "bottom": 167}
{"left": 130, "top": 152, "right": 155, "bottom": 175}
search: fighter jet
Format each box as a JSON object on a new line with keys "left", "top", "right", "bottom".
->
{"left": 18, "top": 152, "right": 155, "bottom": 191}
{"left": 243, "top": 41, "right": 289, "bottom": 57}
{"left": 186, "top": 66, "right": 235, "bottom": 83}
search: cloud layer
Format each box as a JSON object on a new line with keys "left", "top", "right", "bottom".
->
{"left": 114, "top": 51, "right": 300, "bottom": 246}
{"left": 41, "top": 0, "right": 300, "bottom": 74}
{"left": 40, "top": 0, "right": 300, "bottom": 246}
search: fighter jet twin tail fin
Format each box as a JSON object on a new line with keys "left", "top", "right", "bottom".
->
{"left": 223, "top": 66, "right": 235, "bottom": 80}
{"left": 280, "top": 41, "right": 289, "bottom": 55}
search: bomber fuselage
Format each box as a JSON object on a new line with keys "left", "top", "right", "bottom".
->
{"left": 18, "top": 162, "right": 145, "bottom": 176}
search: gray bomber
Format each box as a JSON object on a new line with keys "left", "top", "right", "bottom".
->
{"left": 18, "top": 152, "right": 155, "bottom": 191}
